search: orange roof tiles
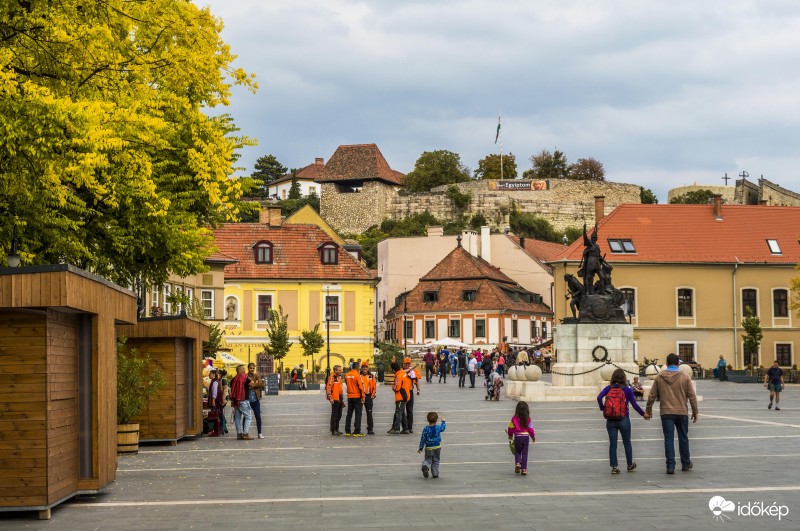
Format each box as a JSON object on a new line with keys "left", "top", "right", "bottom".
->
{"left": 550, "top": 204, "right": 800, "bottom": 264}
{"left": 507, "top": 235, "right": 567, "bottom": 263}
{"left": 317, "top": 144, "right": 405, "bottom": 185}
{"left": 212, "top": 223, "right": 375, "bottom": 281}
{"left": 271, "top": 160, "right": 325, "bottom": 186}
{"left": 387, "top": 246, "right": 551, "bottom": 316}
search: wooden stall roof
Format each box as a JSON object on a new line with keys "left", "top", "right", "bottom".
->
{"left": 0, "top": 264, "right": 136, "bottom": 322}
{"left": 117, "top": 316, "right": 210, "bottom": 342}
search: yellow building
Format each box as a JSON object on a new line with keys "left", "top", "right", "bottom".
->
{"left": 549, "top": 199, "right": 800, "bottom": 370}
{"left": 212, "top": 207, "right": 377, "bottom": 371}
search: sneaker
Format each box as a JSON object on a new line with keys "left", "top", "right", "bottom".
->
{"left": 333, "top": 431, "right": 343, "bottom": 436}
{"left": 387, "top": 429, "right": 398, "bottom": 434}
{"left": 769, "top": 402, "right": 773, "bottom": 409}
{"left": 237, "top": 434, "right": 244, "bottom": 440}
{"left": 353, "top": 433, "right": 365, "bottom": 437}
{"left": 258, "top": 434, "right": 264, "bottom": 439}
{"left": 367, "top": 430, "right": 375, "bottom": 435}
{"left": 241, "top": 434, "right": 253, "bottom": 440}
{"left": 521, "top": 469, "right": 527, "bottom": 476}
{"left": 400, "top": 430, "right": 410, "bottom": 434}
{"left": 422, "top": 465, "right": 429, "bottom": 478}
{"left": 666, "top": 468, "right": 675, "bottom": 474}
{"left": 345, "top": 433, "right": 353, "bottom": 437}
{"left": 611, "top": 467, "right": 620, "bottom": 474}
{"left": 682, "top": 462, "right": 693, "bottom": 472}
{"left": 431, "top": 474, "right": 438, "bottom": 478}
{"left": 627, "top": 463, "right": 637, "bottom": 472}
{"left": 775, "top": 406, "right": 781, "bottom": 411}
{"left": 515, "top": 464, "right": 521, "bottom": 474}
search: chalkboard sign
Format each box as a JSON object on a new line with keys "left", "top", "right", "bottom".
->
{"left": 265, "top": 373, "right": 279, "bottom": 395}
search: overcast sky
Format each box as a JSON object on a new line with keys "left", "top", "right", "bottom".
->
{"left": 201, "top": 0, "right": 800, "bottom": 202}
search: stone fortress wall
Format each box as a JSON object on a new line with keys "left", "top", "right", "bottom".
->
{"left": 322, "top": 179, "right": 642, "bottom": 235}
{"left": 667, "top": 177, "right": 800, "bottom": 207}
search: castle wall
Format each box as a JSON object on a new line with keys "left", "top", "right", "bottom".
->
{"left": 760, "top": 178, "right": 800, "bottom": 206}
{"left": 668, "top": 184, "right": 735, "bottom": 204}
{"left": 323, "top": 179, "right": 641, "bottom": 234}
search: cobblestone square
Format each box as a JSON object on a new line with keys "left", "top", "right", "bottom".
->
{"left": 2, "top": 377, "right": 798, "bottom": 530}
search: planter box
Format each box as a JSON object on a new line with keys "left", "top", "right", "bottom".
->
{"left": 725, "top": 370, "right": 759, "bottom": 384}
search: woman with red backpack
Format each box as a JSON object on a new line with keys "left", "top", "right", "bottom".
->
{"left": 597, "top": 368, "right": 648, "bottom": 474}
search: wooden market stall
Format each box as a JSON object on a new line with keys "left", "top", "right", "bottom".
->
{"left": 0, "top": 265, "right": 137, "bottom": 519}
{"left": 117, "top": 316, "right": 209, "bottom": 443}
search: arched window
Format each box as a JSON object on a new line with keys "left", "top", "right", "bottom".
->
{"left": 319, "top": 242, "right": 338, "bottom": 265}
{"left": 254, "top": 241, "right": 273, "bottom": 264}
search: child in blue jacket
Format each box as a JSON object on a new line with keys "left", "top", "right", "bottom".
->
{"left": 418, "top": 412, "right": 446, "bottom": 478}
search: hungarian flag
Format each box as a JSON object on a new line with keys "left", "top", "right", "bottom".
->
{"left": 495, "top": 114, "right": 501, "bottom": 144}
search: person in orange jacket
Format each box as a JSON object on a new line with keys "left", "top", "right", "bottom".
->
{"left": 345, "top": 362, "right": 365, "bottom": 436}
{"left": 389, "top": 357, "right": 415, "bottom": 434}
{"left": 326, "top": 365, "right": 345, "bottom": 435}
{"left": 360, "top": 361, "right": 377, "bottom": 435}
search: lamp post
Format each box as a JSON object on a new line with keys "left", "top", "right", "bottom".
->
{"left": 325, "top": 288, "right": 331, "bottom": 382}
{"left": 7, "top": 226, "right": 20, "bottom": 268}
{"left": 403, "top": 289, "right": 408, "bottom": 357}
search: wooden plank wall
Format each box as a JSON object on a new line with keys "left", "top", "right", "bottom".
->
{"left": 46, "top": 310, "right": 79, "bottom": 505}
{"left": 0, "top": 311, "right": 49, "bottom": 507}
{"left": 128, "top": 339, "right": 178, "bottom": 441}
{"left": 174, "top": 339, "right": 186, "bottom": 438}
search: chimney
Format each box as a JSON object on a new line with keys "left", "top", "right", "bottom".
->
{"left": 480, "top": 226, "right": 491, "bottom": 263}
{"left": 461, "top": 230, "right": 479, "bottom": 258}
{"left": 427, "top": 226, "right": 444, "bottom": 237}
{"left": 594, "top": 195, "right": 605, "bottom": 224}
{"left": 259, "top": 206, "right": 282, "bottom": 227}
{"left": 315, "top": 157, "right": 324, "bottom": 165}
{"left": 713, "top": 194, "right": 723, "bottom": 220}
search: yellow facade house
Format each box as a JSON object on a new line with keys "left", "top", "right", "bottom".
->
{"left": 548, "top": 198, "right": 800, "bottom": 370}
{"left": 212, "top": 207, "right": 377, "bottom": 371}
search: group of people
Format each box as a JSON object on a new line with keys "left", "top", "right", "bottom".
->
{"left": 325, "top": 360, "right": 379, "bottom": 436}
{"left": 206, "top": 363, "right": 265, "bottom": 440}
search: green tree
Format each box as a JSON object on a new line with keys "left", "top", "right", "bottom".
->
{"left": 203, "top": 324, "right": 225, "bottom": 359}
{"left": 640, "top": 187, "right": 659, "bottom": 204}
{"left": 252, "top": 154, "right": 287, "bottom": 194}
{"left": 568, "top": 158, "right": 605, "bottom": 181}
{"left": 524, "top": 149, "right": 570, "bottom": 180}
{"left": 474, "top": 153, "right": 518, "bottom": 180}
{"left": 299, "top": 324, "right": 325, "bottom": 383}
{"left": 288, "top": 175, "right": 302, "bottom": 200}
{"left": 403, "top": 150, "right": 471, "bottom": 192}
{"left": 741, "top": 306, "right": 763, "bottom": 368}
{"left": 669, "top": 189, "right": 716, "bottom": 204}
{"left": 510, "top": 210, "right": 559, "bottom": 242}
{"left": 262, "top": 305, "right": 293, "bottom": 363}
{"left": 469, "top": 213, "right": 488, "bottom": 230}
{"left": 0, "top": 0, "right": 256, "bottom": 287}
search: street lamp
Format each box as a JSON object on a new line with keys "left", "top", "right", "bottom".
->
{"left": 325, "top": 287, "right": 331, "bottom": 382}
{"left": 403, "top": 289, "right": 408, "bottom": 357}
{"left": 7, "top": 226, "right": 20, "bottom": 268}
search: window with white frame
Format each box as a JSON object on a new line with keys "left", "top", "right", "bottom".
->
{"left": 325, "top": 295, "right": 339, "bottom": 322}
{"left": 776, "top": 344, "right": 792, "bottom": 366}
{"left": 151, "top": 286, "right": 160, "bottom": 313}
{"left": 163, "top": 284, "right": 172, "bottom": 315}
{"left": 677, "top": 288, "right": 693, "bottom": 317}
{"left": 774, "top": 289, "right": 789, "bottom": 318}
{"left": 201, "top": 290, "right": 214, "bottom": 319}
{"left": 257, "top": 294, "right": 273, "bottom": 321}
{"left": 184, "top": 288, "right": 193, "bottom": 314}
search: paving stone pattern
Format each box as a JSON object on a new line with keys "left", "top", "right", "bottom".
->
{"left": 2, "top": 378, "right": 799, "bottom": 530}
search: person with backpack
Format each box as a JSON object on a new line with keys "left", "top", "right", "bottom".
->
{"left": 597, "top": 368, "right": 648, "bottom": 474}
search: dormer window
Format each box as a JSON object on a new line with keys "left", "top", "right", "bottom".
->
{"left": 423, "top": 291, "right": 438, "bottom": 302}
{"left": 319, "top": 242, "right": 338, "bottom": 264}
{"left": 463, "top": 290, "right": 477, "bottom": 302}
{"left": 254, "top": 241, "right": 273, "bottom": 264}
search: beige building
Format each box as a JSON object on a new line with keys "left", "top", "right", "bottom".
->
{"left": 548, "top": 199, "right": 800, "bottom": 369}
{"left": 376, "top": 227, "right": 561, "bottom": 342}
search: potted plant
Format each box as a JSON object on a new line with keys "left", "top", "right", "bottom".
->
{"left": 117, "top": 337, "right": 165, "bottom": 453}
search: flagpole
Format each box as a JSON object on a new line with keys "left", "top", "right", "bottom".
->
{"left": 496, "top": 111, "right": 503, "bottom": 181}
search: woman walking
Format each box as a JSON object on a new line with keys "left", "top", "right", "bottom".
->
{"left": 597, "top": 368, "right": 648, "bottom": 474}
{"left": 507, "top": 401, "right": 536, "bottom": 476}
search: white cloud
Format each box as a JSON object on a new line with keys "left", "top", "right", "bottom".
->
{"left": 200, "top": 0, "right": 800, "bottom": 202}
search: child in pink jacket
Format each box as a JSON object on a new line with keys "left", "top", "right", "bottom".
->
{"left": 507, "top": 401, "right": 536, "bottom": 475}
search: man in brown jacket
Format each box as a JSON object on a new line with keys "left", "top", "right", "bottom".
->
{"left": 645, "top": 353, "right": 699, "bottom": 474}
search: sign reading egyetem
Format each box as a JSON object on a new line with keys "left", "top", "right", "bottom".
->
{"left": 488, "top": 180, "right": 549, "bottom": 191}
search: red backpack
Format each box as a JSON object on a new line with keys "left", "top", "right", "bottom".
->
{"left": 603, "top": 387, "right": 627, "bottom": 419}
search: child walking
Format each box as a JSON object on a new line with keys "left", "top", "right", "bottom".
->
{"left": 507, "top": 401, "right": 536, "bottom": 475}
{"left": 418, "top": 412, "right": 446, "bottom": 478}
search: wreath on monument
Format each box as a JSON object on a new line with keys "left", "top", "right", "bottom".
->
{"left": 592, "top": 345, "right": 609, "bottom": 363}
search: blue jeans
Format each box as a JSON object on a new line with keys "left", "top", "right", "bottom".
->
{"left": 234, "top": 400, "right": 252, "bottom": 435}
{"left": 606, "top": 416, "right": 633, "bottom": 467}
{"left": 661, "top": 414, "right": 690, "bottom": 469}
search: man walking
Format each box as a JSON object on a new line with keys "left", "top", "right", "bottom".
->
{"left": 467, "top": 353, "right": 477, "bottom": 388}
{"left": 423, "top": 348, "right": 435, "bottom": 383}
{"left": 645, "top": 353, "right": 699, "bottom": 474}
{"left": 326, "top": 365, "right": 345, "bottom": 435}
{"left": 360, "top": 362, "right": 377, "bottom": 434}
{"left": 457, "top": 350, "right": 468, "bottom": 388}
{"left": 230, "top": 365, "right": 253, "bottom": 440}
{"left": 717, "top": 355, "right": 728, "bottom": 381}
{"left": 765, "top": 360, "right": 785, "bottom": 411}
{"left": 345, "top": 362, "right": 365, "bottom": 436}
{"left": 247, "top": 363, "right": 264, "bottom": 439}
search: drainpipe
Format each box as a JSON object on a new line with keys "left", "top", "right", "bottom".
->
{"left": 732, "top": 258, "right": 739, "bottom": 369}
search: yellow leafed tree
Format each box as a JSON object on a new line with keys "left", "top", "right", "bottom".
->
{"left": 0, "top": 0, "right": 257, "bottom": 285}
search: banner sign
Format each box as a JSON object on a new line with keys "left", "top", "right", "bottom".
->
{"left": 488, "top": 180, "right": 549, "bottom": 191}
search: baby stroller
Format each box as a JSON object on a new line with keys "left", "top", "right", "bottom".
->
{"left": 485, "top": 374, "right": 503, "bottom": 401}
